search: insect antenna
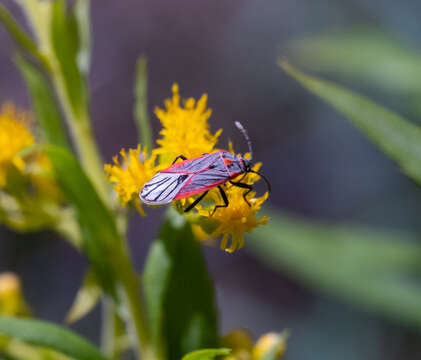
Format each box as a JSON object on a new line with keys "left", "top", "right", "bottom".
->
{"left": 248, "top": 170, "right": 272, "bottom": 194}
{"left": 235, "top": 121, "right": 253, "bottom": 161}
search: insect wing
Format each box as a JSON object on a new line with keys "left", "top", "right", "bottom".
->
{"left": 140, "top": 172, "right": 191, "bottom": 205}
{"left": 173, "top": 171, "right": 229, "bottom": 199}
{"left": 166, "top": 152, "right": 221, "bottom": 173}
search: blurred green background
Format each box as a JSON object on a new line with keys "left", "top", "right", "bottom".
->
{"left": 2, "top": 0, "right": 421, "bottom": 359}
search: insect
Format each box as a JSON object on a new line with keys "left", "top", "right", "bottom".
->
{"left": 140, "top": 121, "right": 271, "bottom": 214}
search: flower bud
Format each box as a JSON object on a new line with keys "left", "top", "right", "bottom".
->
{"left": 252, "top": 332, "right": 288, "bottom": 360}
{"left": 0, "top": 272, "right": 30, "bottom": 316}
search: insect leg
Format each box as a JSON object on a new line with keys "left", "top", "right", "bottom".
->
{"left": 171, "top": 155, "right": 187, "bottom": 165}
{"left": 210, "top": 186, "right": 229, "bottom": 216}
{"left": 229, "top": 181, "right": 253, "bottom": 207}
{"left": 184, "top": 190, "right": 209, "bottom": 212}
{"left": 227, "top": 173, "right": 247, "bottom": 189}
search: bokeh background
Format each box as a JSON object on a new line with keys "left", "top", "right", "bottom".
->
{"left": 2, "top": 1, "right": 421, "bottom": 359}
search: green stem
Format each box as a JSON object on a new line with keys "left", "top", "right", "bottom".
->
{"left": 100, "top": 298, "right": 116, "bottom": 358}
{"left": 52, "top": 72, "right": 110, "bottom": 204}
{"left": 115, "top": 249, "right": 156, "bottom": 360}
{"left": 134, "top": 56, "right": 153, "bottom": 153}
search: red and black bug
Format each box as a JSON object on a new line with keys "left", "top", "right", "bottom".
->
{"left": 140, "top": 122, "right": 271, "bottom": 214}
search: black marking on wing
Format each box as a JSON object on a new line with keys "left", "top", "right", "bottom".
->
{"left": 140, "top": 173, "right": 191, "bottom": 204}
{"left": 154, "top": 174, "right": 188, "bottom": 201}
{"left": 141, "top": 176, "right": 171, "bottom": 198}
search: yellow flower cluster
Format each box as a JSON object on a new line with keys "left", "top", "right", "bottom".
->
{"left": 105, "top": 84, "right": 269, "bottom": 251}
{"left": 104, "top": 146, "right": 158, "bottom": 215}
{"left": 155, "top": 84, "right": 222, "bottom": 165}
{"left": 197, "top": 163, "right": 268, "bottom": 253}
{"left": 0, "top": 103, "right": 34, "bottom": 187}
{"left": 0, "top": 103, "right": 63, "bottom": 232}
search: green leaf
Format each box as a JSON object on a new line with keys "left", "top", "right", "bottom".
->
{"left": 0, "top": 316, "right": 110, "bottom": 360}
{"left": 182, "top": 348, "right": 231, "bottom": 360}
{"left": 65, "top": 269, "right": 102, "bottom": 324}
{"left": 43, "top": 146, "right": 120, "bottom": 297}
{"left": 288, "top": 28, "right": 421, "bottom": 94}
{"left": 73, "top": 0, "right": 91, "bottom": 76}
{"left": 280, "top": 61, "right": 421, "bottom": 186}
{"left": 134, "top": 56, "right": 153, "bottom": 151}
{"left": 249, "top": 209, "right": 421, "bottom": 328}
{"left": 15, "top": 55, "right": 70, "bottom": 149}
{"left": 50, "top": 0, "right": 88, "bottom": 115}
{"left": 143, "top": 208, "right": 219, "bottom": 360}
{"left": 0, "top": 4, "right": 50, "bottom": 70}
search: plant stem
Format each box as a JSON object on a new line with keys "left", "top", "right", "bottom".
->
{"left": 134, "top": 56, "right": 153, "bottom": 153}
{"left": 115, "top": 249, "right": 157, "bottom": 360}
{"left": 101, "top": 298, "right": 116, "bottom": 358}
{"left": 52, "top": 72, "right": 110, "bottom": 204}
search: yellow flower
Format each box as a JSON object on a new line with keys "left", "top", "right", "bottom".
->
{"left": 0, "top": 272, "right": 31, "bottom": 317}
{"left": 222, "top": 329, "right": 253, "bottom": 360}
{"left": 0, "top": 103, "right": 34, "bottom": 187}
{"left": 196, "top": 162, "right": 268, "bottom": 253}
{"left": 154, "top": 83, "right": 222, "bottom": 165}
{"left": 105, "top": 145, "right": 158, "bottom": 215}
{"left": 252, "top": 332, "right": 288, "bottom": 360}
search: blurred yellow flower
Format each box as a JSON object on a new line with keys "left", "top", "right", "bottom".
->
{"left": 154, "top": 83, "right": 222, "bottom": 165}
{"left": 0, "top": 272, "right": 31, "bottom": 317}
{"left": 197, "top": 163, "right": 268, "bottom": 253}
{"left": 0, "top": 103, "right": 34, "bottom": 187}
{"left": 222, "top": 329, "right": 288, "bottom": 360}
{"left": 105, "top": 145, "right": 158, "bottom": 215}
{"left": 252, "top": 332, "right": 288, "bottom": 360}
{"left": 222, "top": 329, "right": 253, "bottom": 360}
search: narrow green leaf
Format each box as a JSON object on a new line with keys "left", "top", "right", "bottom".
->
{"left": 280, "top": 61, "right": 421, "bottom": 186}
{"left": 143, "top": 208, "right": 218, "bottom": 360}
{"left": 43, "top": 146, "right": 120, "bottom": 297}
{"left": 15, "top": 55, "right": 70, "bottom": 149}
{"left": 50, "top": 0, "right": 87, "bottom": 115}
{"left": 0, "top": 316, "right": 110, "bottom": 360}
{"left": 65, "top": 269, "right": 102, "bottom": 324}
{"left": 289, "top": 29, "right": 421, "bottom": 94}
{"left": 0, "top": 5, "right": 49, "bottom": 70}
{"left": 73, "top": 0, "right": 91, "bottom": 76}
{"left": 182, "top": 348, "right": 231, "bottom": 360}
{"left": 134, "top": 56, "right": 153, "bottom": 151}
{"left": 249, "top": 209, "right": 421, "bottom": 328}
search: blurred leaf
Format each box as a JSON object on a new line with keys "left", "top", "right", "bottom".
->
{"left": 73, "top": 0, "right": 91, "bottom": 76}
{"left": 289, "top": 29, "right": 421, "bottom": 94}
{"left": 0, "top": 316, "right": 110, "bottom": 360}
{"left": 134, "top": 56, "right": 153, "bottom": 151}
{"left": 50, "top": 0, "right": 87, "bottom": 115}
{"left": 280, "top": 61, "right": 421, "bottom": 186}
{"left": 43, "top": 146, "right": 120, "bottom": 297}
{"left": 249, "top": 209, "right": 421, "bottom": 327}
{"left": 182, "top": 348, "right": 231, "bottom": 360}
{"left": 15, "top": 55, "right": 70, "bottom": 149}
{"left": 65, "top": 269, "right": 102, "bottom": 324}
{"left": 0, "top": 4, "right": 49, "bottom": 70}
{"left": 143, "top": 208, "right": 218, "bottom": 360}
